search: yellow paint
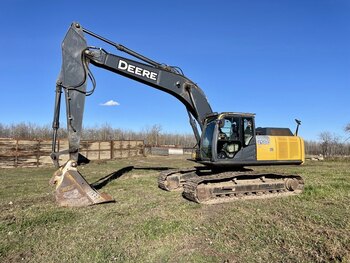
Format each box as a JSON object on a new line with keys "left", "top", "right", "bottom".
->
{"left": 256, "top": 136, "right": 304, "bottom": 163}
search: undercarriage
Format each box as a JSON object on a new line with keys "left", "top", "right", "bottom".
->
{"left": 158, "top": 168, "right": 304, "bottom": 204}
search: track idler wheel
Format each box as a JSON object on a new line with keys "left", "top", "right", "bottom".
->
{"left": 161, "top": 174, "right": 181, "bottom": 191}
{"left": 285, "top": 178, "right": 300, "bottom": 191}
{"left": 195, "top": 184, "right": 212, "bottom": 203}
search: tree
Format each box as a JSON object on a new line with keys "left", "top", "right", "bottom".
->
{"left": 319, "top": 131, "right": 334, "bottom": 157}
{"left": 345, "top": 123, "right": 350, "bottom": 143}
{"left": 143, "top": 124, "right": 162, "bottom": 146}
{"left": 345, "top": 123, "right": 350, "bottom": 133}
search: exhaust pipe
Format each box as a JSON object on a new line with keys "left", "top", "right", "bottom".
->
{"left": 294, "top": 119, "right": 301, "bottom": 136}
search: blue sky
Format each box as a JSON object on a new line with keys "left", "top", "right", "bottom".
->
{"left": 0, "top": 0, "right": 349, "bottom": 141}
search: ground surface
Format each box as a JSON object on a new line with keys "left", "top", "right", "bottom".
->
{"left": 0, "top": 156, "right": 349, "bottom": 263}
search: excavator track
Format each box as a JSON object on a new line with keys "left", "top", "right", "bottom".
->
{"left": 182, "top": 171, "right": 304, "bottom": 204}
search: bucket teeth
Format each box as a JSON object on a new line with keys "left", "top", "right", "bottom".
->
{"left": 51, "top": 166, "right": 114, "bottom": 207}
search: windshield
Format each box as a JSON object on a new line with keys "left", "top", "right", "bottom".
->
{"left": 200, "top": 120, "right": 215, "bottom": 159}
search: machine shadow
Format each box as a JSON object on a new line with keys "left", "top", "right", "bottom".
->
{"left": 91, "top": 166, "right": 173, "bottom": 190}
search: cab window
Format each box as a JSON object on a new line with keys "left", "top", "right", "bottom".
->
{"left": 243, "top": 118, "right": 253, "bottom": 145}
{"left": 217, "top": 117, "right": 241, "bottom": 159}
{"left": 201, "top": 120, "right": 215, "bottom": 159}
{"left": 218, "top": 118, "right": 239, "bottom": 140}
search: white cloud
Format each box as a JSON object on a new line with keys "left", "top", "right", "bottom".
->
{"left": 100, "top": 100, "right": 120, "bottom": 106}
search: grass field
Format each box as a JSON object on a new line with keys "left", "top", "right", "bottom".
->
{"left": 0, "top": 156, "right": 349, "bottom": 262}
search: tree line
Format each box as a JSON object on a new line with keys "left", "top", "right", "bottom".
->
{"left": 307, "top": 131, "right": 350, "bottom": 157}
{"left": 0, "top": 122, "right": 196, "bottom": 148}
{"left": 1, "top": 122, "right": 349, "bottom": 156}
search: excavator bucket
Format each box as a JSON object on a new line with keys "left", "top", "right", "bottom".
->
{"left": 50, "top": 161, "right": 114, "bottom": 207}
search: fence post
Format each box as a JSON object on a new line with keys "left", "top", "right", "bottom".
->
{"left": 86, "top": 140, "right": 89, "bottom": 159}
{"left": 110, "top": 140, "right": 114, "bottom": 160}
{"left": 36, "top": 140, "right": 40, "bottom": 167}
{"left": 142, "top": 140, "right": 146, "bottom": 157}
{"left": 128, "top": 140, "right": 131, "bottom": 158}
{"left": 15, "top": 139, "right": 19, "bottom": 167}
{"left": 98, "top": 141, "right": 101, "bottom": 160}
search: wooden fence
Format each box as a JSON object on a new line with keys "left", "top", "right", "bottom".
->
{"left": 0, "top": 138, "right": 144, "bottom": 168}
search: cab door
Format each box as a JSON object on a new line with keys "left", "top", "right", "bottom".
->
{"left": 199, "top": 119, "right": 216, "bottom": 161}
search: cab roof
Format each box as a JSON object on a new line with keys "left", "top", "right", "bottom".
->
{"left": 206, "top": 112, "right": 256, "bottom": 119}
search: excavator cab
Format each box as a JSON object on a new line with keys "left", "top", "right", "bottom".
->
{"left": 199, "top": 113, "right": 256, "bottom": 167}
{"left": 198, "top": 112, "right": 305, "bottom": 169}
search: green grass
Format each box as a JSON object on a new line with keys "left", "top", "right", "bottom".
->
{"left": 0, "top": 156, "right": 349, "bottom": 262}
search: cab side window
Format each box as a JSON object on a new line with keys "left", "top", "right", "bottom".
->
{"left": 243, "top": 118, "right": 253, "bottom": 146}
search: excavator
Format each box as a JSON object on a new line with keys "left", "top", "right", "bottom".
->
{"left": 50, "top": 22, "right": 305, "bottom": 207}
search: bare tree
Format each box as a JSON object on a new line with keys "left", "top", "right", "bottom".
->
{"left": 304, "top": 140, "right": 322, "bottom": 156}
{"left": 142, "top": 124, "right": 162, "bottom": 146}
{"left": 318, "top": 131, "right": 347, "bottom": 157}
{"left": 344, "top": 123, "right": 350, "bottom": 144}
{"left": 319, "top": 132, "right": 333, "bottom": 157}
{"left": 345, "top": 123, "right": 350, "bottom": 133}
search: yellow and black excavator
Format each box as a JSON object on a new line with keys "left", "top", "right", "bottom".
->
{"left": 50, "top": 22, "right": 304, "bottom": 206}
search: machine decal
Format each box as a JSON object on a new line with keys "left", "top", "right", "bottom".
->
{"left": 118, "top": 59, "right": 158, "bottom": 81}
{"left": 256, "top": 135, "right": 270, "bottom": 145}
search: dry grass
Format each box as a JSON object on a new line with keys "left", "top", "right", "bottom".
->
{"left": 0, "top": 156, "right": 349, "bottom": 262}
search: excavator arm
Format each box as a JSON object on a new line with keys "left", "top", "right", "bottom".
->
{"left": 51, "top": 23, "right": 90, "bottom": 166}
{"left": 50, "top": 22, "right": 212, "bottom": 206}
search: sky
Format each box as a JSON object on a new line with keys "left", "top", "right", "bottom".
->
{"left": 0, "top": 0, "right": 349, "bottom": 141}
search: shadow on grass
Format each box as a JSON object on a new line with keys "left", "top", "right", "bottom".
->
{"left": 92, "top": 166, "right": 173, "bottom": 190}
